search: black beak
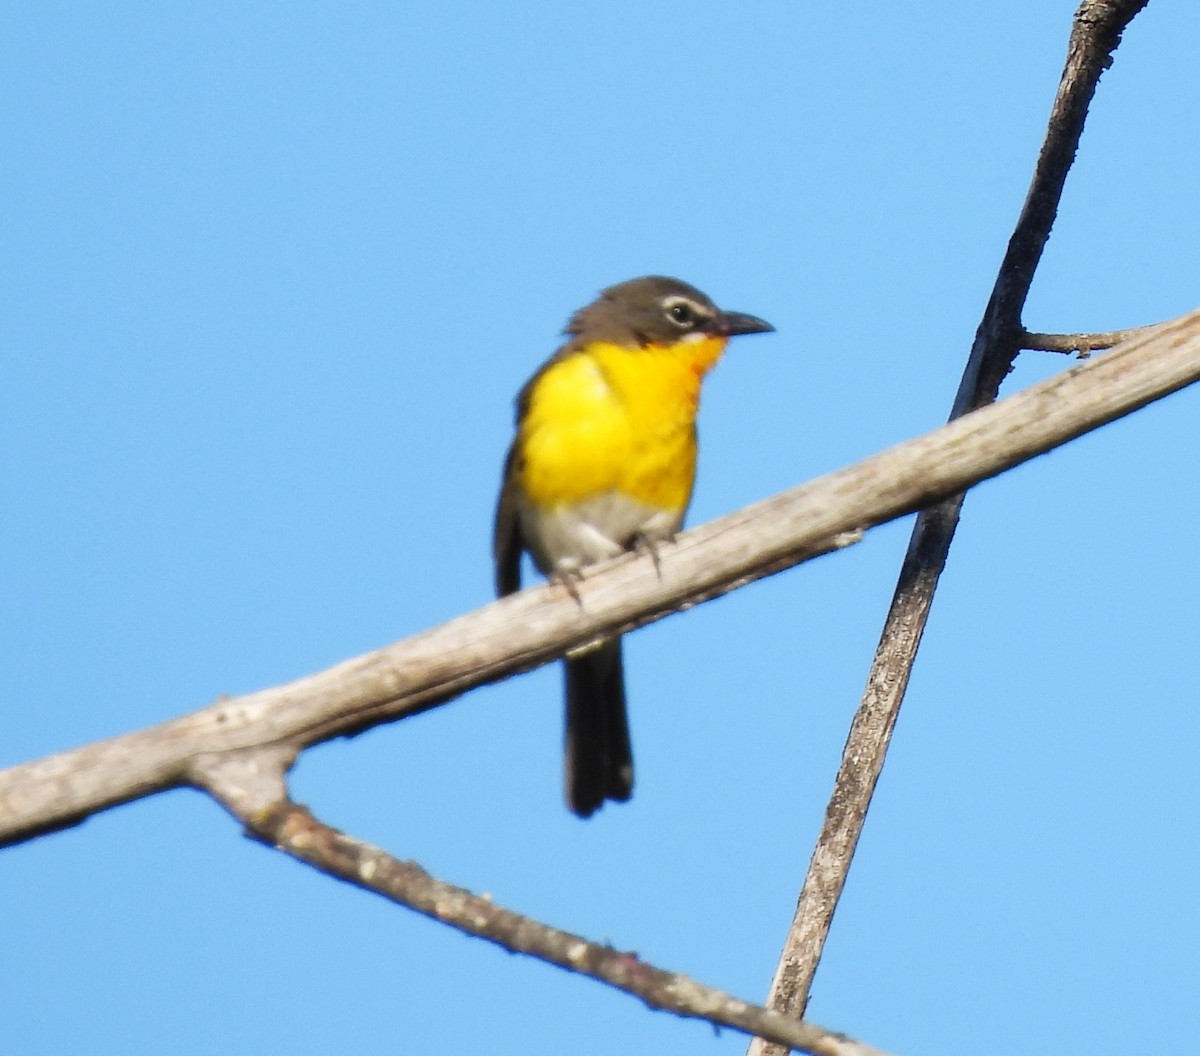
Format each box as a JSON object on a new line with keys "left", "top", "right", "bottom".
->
{"left": 715, "top": 310, "right": 775, "bottom": 337}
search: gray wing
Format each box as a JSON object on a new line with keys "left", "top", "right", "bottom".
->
{"left": 492, "top": 442, "right": 524, "bottom": 597}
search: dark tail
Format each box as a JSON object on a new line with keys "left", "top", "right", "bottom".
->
{"left": 564, "top": 639, "right": 633, "bottom": 817}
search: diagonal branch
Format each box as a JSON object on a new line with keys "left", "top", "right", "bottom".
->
{"left": 180, "top": 751, "right": 891, "bottom": 1055}
{"left": 747, "top": 1, "right": 1153, "bottom": 1045}
{"left": 221, "top": 788, "right": 891, "bottom": 1056}
{"left": 1, "top": 307, "right": 1196, "bottom": 852}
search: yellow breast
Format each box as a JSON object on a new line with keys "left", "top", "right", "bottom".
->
{"left": 516, "top": 336, "right": 727, "bottom": 513}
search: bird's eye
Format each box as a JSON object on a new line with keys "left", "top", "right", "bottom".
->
{"left": 663, "top": 298, "right": 698, "bottom": 327}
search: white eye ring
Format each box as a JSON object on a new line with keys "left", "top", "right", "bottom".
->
{"left": 662, "top": 296, "right": 706, "bottom": 328}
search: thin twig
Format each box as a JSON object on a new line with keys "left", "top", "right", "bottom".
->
{"left": 747, "top": 1, "right": 1153, "bottom": 1046}
{"left": 1022, "top": 324, "right": 1159, "bottom": 355}
{"left": 1, "top": 305, "right": 1196, "bottom": 850}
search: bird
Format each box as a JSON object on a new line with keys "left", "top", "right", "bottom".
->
{"left": 492, "top": 276, "right": 774, "bottom": 817}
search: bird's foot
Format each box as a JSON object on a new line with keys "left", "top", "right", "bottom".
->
{"left": 550, "top": 567, "right": 585, "bottom": 606}
{"left": 632, "top": 531, "right": 673, "bottom": 580}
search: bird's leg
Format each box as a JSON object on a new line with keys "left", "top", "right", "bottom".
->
{"left": 632, "top": 530, "right": 673, "bottom": 580}
{"left": 549, "top": 567, "right": 585, "bottom": 606}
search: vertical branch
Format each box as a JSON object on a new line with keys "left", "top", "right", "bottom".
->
{"left": 750, "top": 1, "right": 1151, "bottom": 1046}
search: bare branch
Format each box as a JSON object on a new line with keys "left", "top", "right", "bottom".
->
{"left": 1022, "top": 325, "right": 1159, "bottom": 355}
{"left": 173, "top": 754, "right": 893, "bottom": 1054}
{"left": 749, "top": 1, "right": 1153, "bottom": 1044}
{"left": 223, "top": 797, "right": 888, "bottom": 1056}
{"left": 1, "top": 308, "right": 1196, "bottom": 852}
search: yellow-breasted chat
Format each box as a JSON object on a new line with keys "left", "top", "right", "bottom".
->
{"left": 493, "top": 276, "right": 774, "bottom": 817}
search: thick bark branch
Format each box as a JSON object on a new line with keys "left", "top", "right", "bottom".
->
{"left": 1, "top": 308, "right": 1196, "bottom": 850}
{"left": 747, "top": 1, "right": 1153, "bottom": 1044}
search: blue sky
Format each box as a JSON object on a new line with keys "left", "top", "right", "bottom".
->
{"left": 3, "top": 3, "right": 1198, "bottom": 1054}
